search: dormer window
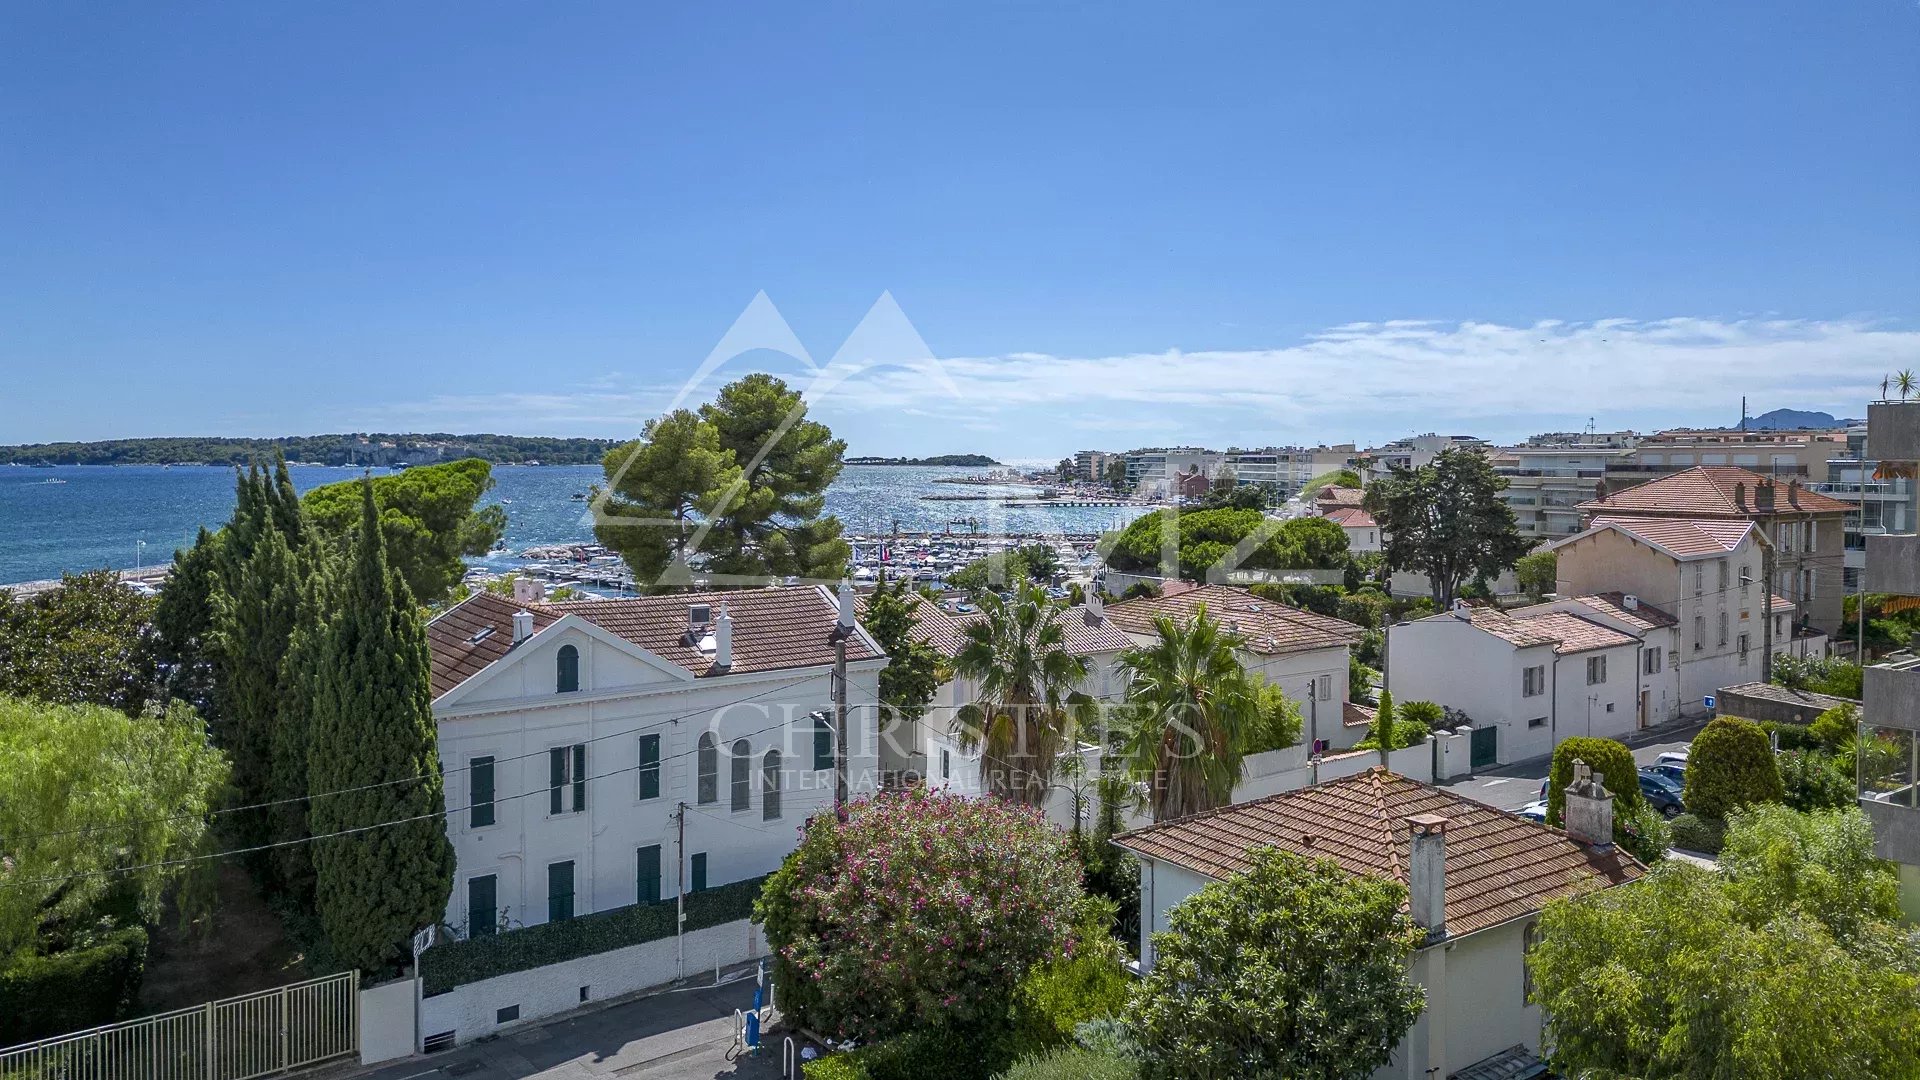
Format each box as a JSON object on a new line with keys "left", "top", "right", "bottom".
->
{"left": 556, "top": 644, "right": 580, "bottom": 693}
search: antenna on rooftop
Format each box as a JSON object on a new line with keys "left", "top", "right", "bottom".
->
{"left": 1740, "top": 395, "right": 1747, "bottom": 433}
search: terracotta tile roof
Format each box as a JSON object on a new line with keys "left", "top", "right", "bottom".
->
{"left": 875, "top": 596, "right": 1134, "bottom": 659}
{"left": 1343, "top": 700, "right": 1378, "bottom": 728}
{"left": 1315, "top": 485, "right": 1366, "bottom": 510}
{"left": 428, "top": 585, "right": 881, "bottom": 698}
{"left": 1113, "top": 768, "right": 1645, "bottom": 938}
{"left": 1456, "top": 608, "right": 1640, "bottom": 655}
{"left": 1570, "top": 592, "right": 1680, "bottom": 630}
{"left": 1580, "top": 466, "right": 1850, "bottom": 518}
{"left": 1324, "top": 506, "right": 1378, "bottom": 529}
{"left": 1105, "top": 584, "right": 1360, "bottom": 656}
{"left": 1571, "top": 515, "right": 1758, "bottom": 559}
{"left": 1717, "top": 680, "right": 1859, "bottom": 712}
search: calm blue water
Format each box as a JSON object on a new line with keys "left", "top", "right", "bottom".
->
{"left": 0, "top": 464, "right": 1149, "bottom": 584}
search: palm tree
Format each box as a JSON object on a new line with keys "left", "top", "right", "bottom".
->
{"left": 1113, "top": 604, "right": 1261, "bottom": 821}
{"left": 1898, "top": 369, "right": 1917, "bottom": 402}
{"left": 953, "top": 585, "right": 1091, "bottom": 806}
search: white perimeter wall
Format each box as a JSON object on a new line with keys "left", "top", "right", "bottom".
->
{"left": 359, "top": 978, "right": 417, "bottom": 1066}
{"left": 420, "top": 919, "right": 765, "bottom": 1046}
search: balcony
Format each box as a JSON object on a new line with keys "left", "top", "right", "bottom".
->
{"left": 1865, "top": 534, "right": 1920, "bottom": 596}
{"left": 1860, "top": 661, "right": 1920, "bottom": 863}
{"left": 1869, "top": 402, "right": 1920, "bottom": 464}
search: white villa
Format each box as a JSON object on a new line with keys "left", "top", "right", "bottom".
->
{"left": 425, "top": 581, "right": 885, "bottom": 941}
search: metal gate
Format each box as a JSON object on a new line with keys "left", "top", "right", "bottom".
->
{"left": 0, "top": 971, "right": 358, "bottom": 1080}
{"left": 1469, "top": 725, "right": 1499, "bottom": 769}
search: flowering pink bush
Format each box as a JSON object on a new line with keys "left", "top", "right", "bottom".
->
{"left": 754, "top": 789, "right": 1085, "bottom": 1041}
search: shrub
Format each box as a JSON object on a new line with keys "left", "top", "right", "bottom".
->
{"left": 1808, "top": 703, "right": 1860, "bottom": 752}
{"left": 421, "top": 875, "right": 764, "bottom": 995}
{"left": 1337, "top": 592, "right": 1390, "bottom": 630}
{"left": 756, "top": 790, "right": 1083, "bottom": 1042}
{"left": 1773, "top": 655, "right": 1864, "bottom": 699}
{"left": 1669, "top": 812, "right": 1726, "bottom": 855}
{"left": 1755, "top": 719, "right": 1817, "bottom": 752}
{"left": 1614, "top": 801, "right": 1672, "bottom": 865}
{"left": 1685, "top": 718, "right": 1785, "bottom": 819}
{"left": 1546, "top": 737, "right": 1643, "bottom": 826}
{"left": 1779, "top": 750, "right": 1855, "bottom": 812}
{"left": 997, "top": 1048, "right": 1140, "bottom": 1080}
{"left": 0, "top": 927, "right": 149, "bottom": 1043}
{"left": 1008, "top": 914, "right": 1131, "bottom": 1058}
{"left": 805, "top": 1054, "right": 872, "bottom": 1080}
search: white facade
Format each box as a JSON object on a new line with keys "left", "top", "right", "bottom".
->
{"left": 1387, "top": 610, "right": 1648, "bottom": 764}
{"left": 432, "top": 611, "right": 885, "bottom": 940}
{"left": 1495, "top": 446, "right": 1627, "bottom": 540}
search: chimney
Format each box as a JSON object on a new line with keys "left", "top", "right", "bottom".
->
{"left": 1733, "top": 481, "right": 1747, "bottom": 511}
{"left": 1450, "top": 599, "right": 1471, "bottom": 620}
{"left": 1406, "top": 814, "right": 1447, "bottom": 941}
{"left": 512, "top": 576, "right": 544, "bottom": 605}
{"left": 837, "top": 580, "right": 856, "bottom": 633}
{"left": 713, "top": 606, "right": 733, "bottom": 670}
{"left": 1084, "top": 588, "right": 1105, "bottom": 625}
{"left": 1622, "top": 594, "right": 1640, "bottom": 610}
{"left": 511, "top": 610, "right": 535, "bottom": 644}
{"left": 1562, "top": 760, "right": 1615, "bottom": 849}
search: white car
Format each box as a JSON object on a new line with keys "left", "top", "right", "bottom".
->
{"left": 1514, "top": 799, "right": 1550, "bottom": 824}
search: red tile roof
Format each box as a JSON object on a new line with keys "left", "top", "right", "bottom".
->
{"left": 1315, "top": 485, "right": 1366, "bottom": 510}
{"left": 1113, "top": 768, "right": 1645, "bottom": 938}
{"left": 1343, "top": 700, "right": 1378, "bottom": 728}
{"left": 1578, "top": 515, "right": 1758, "bottom": 558}
{"left": 1105, "top": 584, "right": 1360, "bottom": 656}
{"left": 1324, "top": 506, "right": 1378, "bottom": 529}
{"left": 1458, "top": 607, "right": 1640, "bottom": 655}
{"left": 1580, "top": 466, "right": 1850, "bottom": 518}
{"left": 1569, "top": 592, "right": 1680, "bottom": 630}
{"left": 874, "top": 596, "right": 1134, "bottom": 659}
{"left": 427, "top": 586, "right": 881, "bottom": 698}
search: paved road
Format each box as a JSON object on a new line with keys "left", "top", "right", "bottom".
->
{"left": 1439, "top": 719, "right": 1709, "bottom": 812}
{"left": 352, "top": 976, "right": 803, "bottom": 1080}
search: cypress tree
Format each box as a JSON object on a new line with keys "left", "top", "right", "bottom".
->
{"left": 269, "top": 552, "right": 336, "bottom": 904}
{"left": 307, "top": 478, "right": 454, "bottom": 973}
{"left": 211, "top": 524, "right": 301, "bottom": 852}
{"left": 152, "top": 526, "right": 222, "bottom": 714}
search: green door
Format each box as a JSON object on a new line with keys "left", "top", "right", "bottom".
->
{"left": 1470, "top": 725, "right": 1498, "bottom": 769}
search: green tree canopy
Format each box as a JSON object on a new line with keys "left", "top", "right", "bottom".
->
{"left": 1114, "top": 605, "right": 1260, "bottom": 821}
{"left": 860, "top": 571, "right": 941, "bottom": 729}
{"left": 948, "top": 543, "right": 1063, "bottom": 595}
{"left": 1685, "top": 717, "right": 1785, "bottom": 819}
{"left": 1362, "top": 449, "right": 1529, "bottom": 608}
{"left": 302, "top": 458, "right": 505, "bottom": 604}
{"left": 0, "top": 696, "right": 228, "bottom": 963}
{"left": 1126, "top": 846, "right": 1426, "bottom": 1080}
{"left": 0, "top": 571, "right": 157, "bottom": 715}
{"left": 953, "top": 586, "right": 1091, "bottom": 806}
{"left": 1529, "top": 807, "right": 1920, "bottom": 1079}
{"left": 1103, "top": 510, "right": 1349, "bottom": 583}
{"left": 306, "top": 480, "right": 455, "bottom": 973}
{"left": 1514, "top": 548, "right": 1557, "bottom": 603}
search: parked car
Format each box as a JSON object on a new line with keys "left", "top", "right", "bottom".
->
{"left": 1644, "top": 761, "right": 1686, "bottom": 787}
{"left": 1637, "top": 768, "right": 1686, "bottom": 818}
{"left": 1515, "top": 799, "right": 1550, "bottom": 824}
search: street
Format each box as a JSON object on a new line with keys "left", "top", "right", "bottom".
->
{"left": 1438, "top": 719, "right": 1708, "bottom": 812}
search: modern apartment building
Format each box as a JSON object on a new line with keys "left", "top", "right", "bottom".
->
{"left": 1123, "top": 447, "right": 1224, "bottom": 494}
{"left": 1072, "top": 449, "right": 1117, "bottom": 483}
{"left": 1362, "top": 434, "right": 1486, "bottom": 483}
{"left": 1813, "top": 423, "right": 1917, "bottom": 592}
{"left": 1520, "top": 430, "right": 1642, "bottom": 450}
{"left": 1855, "top": 398, "right": 1920, "bottom": 919}
{"left": 1602, "top": 428, "right": 1850, "bottom": 493}
{"left": 1493, "top": 445, "right": 1631, "bottom": 540}
{"left": 1223, "top": 444, "right": 1359, "bottom": 497}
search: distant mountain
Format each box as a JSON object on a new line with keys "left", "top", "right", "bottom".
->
{"left": 0, "top": 434, "right": 617, "bottom": 466}
{"left": 1743, "top": 408, "right": 1849, "bottom": 431}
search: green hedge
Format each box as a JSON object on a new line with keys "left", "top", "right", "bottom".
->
{"left": 1753, "top": 720, "right": 1817, "bottom": 752}
{"left": 805, "top": 1027, "right": 1011, "bottom": 1080}
{"left": 0, "top": 928, "right": 149, "bottom": 1044}
{"left": 422, "top": 875, "right": 767, "bottom": 996}
{"left": 1685, "top": 718, "right": 1784, "bottom": 819}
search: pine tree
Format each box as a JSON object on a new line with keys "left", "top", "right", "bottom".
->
{"left": 307, "top": 479, "right": 454, "bottom": 973}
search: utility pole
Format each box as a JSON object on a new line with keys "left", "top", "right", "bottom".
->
{"left": 833, "top": 580, "right": 855, "bottom": 819}
{"left": 1761, "top": 543, "right": 1776, "bottom": 684}
{"left": 674, "top": 801, "right": 686, "bottom": 980}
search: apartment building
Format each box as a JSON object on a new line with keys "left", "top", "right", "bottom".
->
{"left": 1493, "top": 445, "right": 1631, "bottom": 540}
{"left": 1603, "top": 428, "right": 1850, "bottom": 493}
{"left": 1813, "top": 423, "right": 1917, "bottom": 592}
{"left": 1578, "top": 466, "right": 1850, "bottom": 633}
{"left": 1072, "top": 449, "right": 1117, "bottom": 484}
{"left": 1123, "top": 447, "right": 1224, "bottom": 494}
{"left": 1520, "top": 430, "right": 1642, "bottom": 450}
{"left": 1857, "top": 398, "right": 1920, "bottom": 919}
{"left": 1362, "top": 434, "right": 1486, "bottom": 483}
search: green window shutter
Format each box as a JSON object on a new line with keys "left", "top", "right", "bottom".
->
{"left": 690, "top": 852, "right": 707, "bottom": 894}
{"left": 470, "top": 757, "right": 495, "bottom": 828}
{"left": 549, "top": 747, "right": 565, "bottom": 815}
{"left": 638, "top": 735, "right": 661, "bottom": 800}
{"left": 547, "top": 860, "right": 575, "bottom": 922}
{"left": 637, "top": 844, "right": 662, "bottom": 904}
{"left": 571, "top": 743, "right": 587, "bottom": 812}
{"left": 467, "top": 874, "right": 497, "bottom": 937}
{"left": 813, "top": 713, "right": 834, "bottom": 771}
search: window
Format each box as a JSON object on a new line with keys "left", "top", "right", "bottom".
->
{"left": 1694, "top": 615, "right": 1705, "bottom": 650}
{"left": 1528, "top": 716, "right": 1547, "bottom": 729}
{"left": 1738, "top": 633, "right": 1751, "bottom": 663}
{"left": 812, "top": 713, "right": 834, "bottom": 771}
{"left": 549, "top": 744, "right": 586, "bottom": 814}
{"left": 636, "top": 844, "right": 662, "bottom": 904}
{"left": 1641, "top": 454, "right": 1663, "bottom": 466}
{"left": 1718, "top": 560, "right": 1729, "bottom": 591}
{"left": 556, "top": 644, "right": 580, "bottom": 693}
{"left": 1740, "top": 564, "right": 1750, "bottom": 595}
{"left": 1586, "top": 656, "right": 1606, "bottom": 685}
{"left": 941, "top": 748, "right": 951, "bottom": 780}
{"left": 697, "top": 733, "right": 718, "bottom": 805}
{"left": 763, "top": 750, "right": 782, "bottom": 820}
{"left": 1693, "top": 565, "right": 1703, "bottom": 596}
{"left": 1717, "top": 611, "right": 1728, "bottom": 647}
{"left": 1642, "top": 647, "right": 1661, "bottom": 675}
{"left": 730, "top": 739, "right": 752, "bottom": 812}
{"left": 547, "top": 861, "right": 575, "bottom": 923}
{"left": 690, "top": 852, "right": 708, "bottom": 894}
{"left": 637, "top": 734, "right": 661, "bottom": 801}
{"left": 1522, "top": 665, "right": 1545, "bottom": 697}
{"left": 469, "top": 756, "right": 495, "bottom": 828}
{"left": 1701, "top": 453, "right": 1726, "bottom": 466}
{"left": 467, "top": 874, "right": 497, "bottom": 938}
{"left": 1670, "top": 453, "right": 1693, "bottom": 466}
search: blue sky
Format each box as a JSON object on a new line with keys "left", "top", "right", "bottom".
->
{"left": 2, "top": 2, "right": 1916, "bottom": 458}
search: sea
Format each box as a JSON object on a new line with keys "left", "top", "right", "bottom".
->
{"left": 0, "top": 464, "right": 1153, "bottom": 586}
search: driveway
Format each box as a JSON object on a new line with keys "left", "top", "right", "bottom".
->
{"left": 351, "top": 976, "right": 805, "bottom": 1080}
{"left": 1440, "top": 718, "right": 1708, "bottom": 812}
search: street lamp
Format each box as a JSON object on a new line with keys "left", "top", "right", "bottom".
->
{"left": 135, "top": 539, "right": 147, "bottom": 571}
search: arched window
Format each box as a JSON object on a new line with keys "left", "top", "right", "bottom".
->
{"left": 556, "top": 644, "right": 580, "bottom": 693}
{"left": 762, "top": 750, "right": 782, "bottom": 821}
{"left": 696, "top": 733, "right": 718, "bottom": 805}
{"left": 730, "top": 739, "right": 751, "bottom": 812}
{"left": 812, "top": 712, "right": 834, "bottom": 771}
